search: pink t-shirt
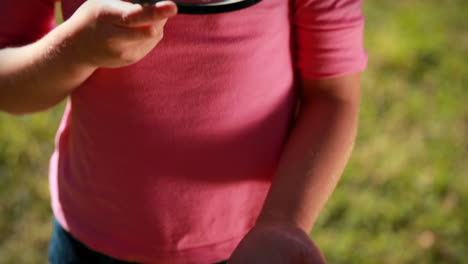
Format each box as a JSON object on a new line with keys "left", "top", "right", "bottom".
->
{"left": 0, "top": 0, "right": 367, "bottom": 263}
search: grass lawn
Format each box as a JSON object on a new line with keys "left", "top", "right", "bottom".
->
{"left": 0, "top": 0, "right": 467, "bottom": 263}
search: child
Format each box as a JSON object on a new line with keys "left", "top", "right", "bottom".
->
{"left": 0, "top": 0, "right": 367, "bottom": 263}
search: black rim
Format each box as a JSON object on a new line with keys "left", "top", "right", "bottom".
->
{"left": 176, "top": 0, "right": 262, "bottom": 14}
{"left": 133, "top": 0, "right": 262, "bottom": 14}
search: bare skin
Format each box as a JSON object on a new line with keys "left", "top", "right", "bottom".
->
{"left": 0, "top": 0, "right": 177, "bottom": 114}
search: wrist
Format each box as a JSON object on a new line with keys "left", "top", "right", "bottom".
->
{"left": 256, "top": 211, "right": 312, "bottom": 233}
{"left": 43, "top": 21, "right": 97, "bottom": 74}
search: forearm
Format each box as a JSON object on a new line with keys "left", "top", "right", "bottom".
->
{"left": 256, "top": 89, "right": 360, "bottom": 232}
{"left": 0, "top": 20, "right": 96, "bottom": 115}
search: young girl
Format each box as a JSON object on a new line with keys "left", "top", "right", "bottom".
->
{"left": 0, "top": 0, "right": 367, "bottom": 263}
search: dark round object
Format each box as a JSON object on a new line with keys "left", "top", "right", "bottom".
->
{"left": 132, "top": 0, "right": 262, "bottom": 14}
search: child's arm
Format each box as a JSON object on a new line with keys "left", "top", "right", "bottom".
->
{"left": 256, "top": 74, "right": 361, "bottom": 233}
{"left": 229, "top": 74, "right": 360, "bottom": 264}
{"left": 0, "top": 0, "right": 177, "bottom": 115}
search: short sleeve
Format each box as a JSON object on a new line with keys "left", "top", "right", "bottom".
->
{"left": 293, "top": 0, "right": 368, "bottom": 79}
{"left": 0, "top": 0, "right": 56, "bottom": 49}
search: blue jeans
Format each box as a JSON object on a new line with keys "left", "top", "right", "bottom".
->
{"left": 48, "top": 217, "right": 228, "bottom": 264}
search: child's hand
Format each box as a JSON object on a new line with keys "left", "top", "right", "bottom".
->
{"left": 228, "top": 223, "right": 327, "bottom": 264}
{"left": 62, "top": 0, "right": 177, "bottom": 68}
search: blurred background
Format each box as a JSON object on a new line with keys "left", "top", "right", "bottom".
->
{"left": 0, "top": 0, "right": 467, "bottom": 263}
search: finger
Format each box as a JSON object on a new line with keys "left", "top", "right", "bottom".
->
{"left": 99, "top": 0, "right": 143, "bottom": 16}
{"left": 116, "top": 1, "right": 177, "bottom": 27}
{"left": 154, "top": 1, "right": 178, "bottom": 17}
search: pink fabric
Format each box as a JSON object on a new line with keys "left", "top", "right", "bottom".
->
{"left": 1, "top": 0, "right": 367, "bottom": 263}
{"left": 0, "top": 0, "right": 56, "bottom": 48}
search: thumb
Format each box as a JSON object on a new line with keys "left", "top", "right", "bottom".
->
{"left": 109, "top": 1, "right": 177, "bottom": 27}
{"left": 154, "top": 1, "right": 178, "bottom": 18}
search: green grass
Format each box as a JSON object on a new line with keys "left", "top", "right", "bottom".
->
{"left": 1, "top": 0, "right": 467, "bottom": 263}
